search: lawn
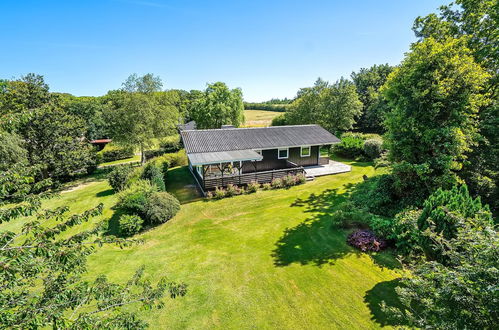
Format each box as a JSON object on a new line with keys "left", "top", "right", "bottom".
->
{"left": 2, "top": 160, "right": 404, "bottom": 329}
{"left": 243, "top": 109, "right": 282, "bottom": 127}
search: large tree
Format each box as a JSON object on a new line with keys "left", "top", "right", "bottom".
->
{"left": 413, "top": 0, "right": 499, "bottom": 212}
{"left": 383, "top": 37, "right": 490, "bottom": 200}
{"left": 285, "top": 78, "right": 362, "bottom": 135}
{"left": 108, "top": 74, "right": 178, "bottom": 164}
{"left": 351, "top": 64, "right": 393, "bottom": 133}
{"left": 20, "top": 104, "right": 97, "bottom": 181}
{"left": 64, "top": 96, "right": 111, "bottom": 140}
{"left": 190, "top": 82, "right": 244, "bottom": 129}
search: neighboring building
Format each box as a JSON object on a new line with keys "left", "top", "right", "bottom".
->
{"left": 181, "top": 124, "right": 345, "bottom": 192}
{"left": 178, "top": 120, "right": 197, "bottom": 131}
{"left": 89, "top": 138, "right": 112, "bottom": 151}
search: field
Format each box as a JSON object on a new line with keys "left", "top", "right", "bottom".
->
{"left": 243, "top": 109, "right": 282, "bottom": 127}
{"left": 3, "top": 160, "right": 404, "bottom": 329}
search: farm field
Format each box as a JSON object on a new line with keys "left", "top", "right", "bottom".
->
{"left": 243, "top": 109, "right": 282, "bottom": 127}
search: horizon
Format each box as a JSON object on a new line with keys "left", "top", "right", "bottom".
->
{"left": 0, "top": 0, "right": 446, "bottom": 102}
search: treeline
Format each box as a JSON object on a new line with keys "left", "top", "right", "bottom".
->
{"left": 0, "top": 73, "right": 245, "bottom": 200}
{"left": 244, "top": 97, "right": 293, "bottom": 112}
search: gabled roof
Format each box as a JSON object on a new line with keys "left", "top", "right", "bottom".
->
{"left": 181, "top": 125, "right": 339, "bottom": 154}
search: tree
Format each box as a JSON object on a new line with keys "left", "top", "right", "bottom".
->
{"left": 351, "top": 64, "right": 393, "bottom": 133}
{"left": 108, "top": 74, "right": 178, "bottom": 164}
{"left": 412, "top": 0, "right": 499, "bottom": 213}
{"left": 122, "top": 73, "right": 163, "bottom": 93}
{"left": 64, "top": 96, "right": 111, "bottom": 140}
{"left": 384, "top": 186, "right": 497, "bottom": 329}
{"left": 383, "top": 37, "right": 491, "bottom": 200}
{"left": 19, "top": 105, "right": 97, "bottom": 181}
{"left": 190, "top": 82, "right": 244, "bottom": 129}
{"left": 285, "top": 78, "right": 362, "bottom": 135}
{"left": 0, "top": 195, "right": 186, "bottom": 327}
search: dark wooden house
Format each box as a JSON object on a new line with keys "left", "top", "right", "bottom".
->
{"left": 181, "top": 125, "right": 340, "bottom": 192}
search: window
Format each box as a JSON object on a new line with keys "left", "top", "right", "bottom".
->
{"left": 301, "top": 146, "right": 311, "bottom": 157}
{"left": 278, "top": 148, "right": 289, "bottom": 159}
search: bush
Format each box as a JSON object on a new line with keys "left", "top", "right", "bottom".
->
{"left": 271, "top": 114, "right": 287, "bottom": 126}
{"left": 118, "top": 214, "right": 143, "bottom": 236}
{"left": 144, "top": 191, "right": 180, "bottom": 225}
{"left": 206, "top": 191, "right": 214, "bottom": 199}
{"left": 98, "top": 145, "right": 134, "bottom": 163}
{"left": 213, "top": 187, "right": 226, "bottom": 199}
{"left": 117, "top": 180, "right": 157, "bottom": 216}
{"left": 333, "top": 132, "right": 383, "bottom": 159}
{"left": 155, "top": 150, "right": 188, "bottom": 168}
{"left": 271, "top": 178, "right": 283, "bottom": 189}
{"left": 225, "top": 184, "right": 238, "bottom": 197}
{"left": 247, "top": 181, "right": 260, "bottom": 193}
{"left": 160, "top": 137, "right": 181, "bottom": 153}
{"left": 295, "top": 173, "right": 306, "bottom": 184}
{"left": 363, "top": 138, "right": 383, "bottom": 160}
{"left": 262, "top": 183, "right": 272, "bottom": 190}
{"left": 161, "top": 160, "right": 170, "bottom": 181}
{"left": 282, "top": 175, "right": 296, "bottom": 188}
{"left": 347, "top": 230, "right": 387, "bottom": 252}
{"left": 330, "top": 202, "right": 372, "bottom": 229}
{"left": 141, "top": 163, "right": 166, "bottom": 191}
{"left": 371, "top": 209, "right": 422, "bottom": 256}
{"left": 373, "top": 152, "right": 390, "bottom": 168}
{"left": 107, "top": 165, "right": 134, "bottom": 192}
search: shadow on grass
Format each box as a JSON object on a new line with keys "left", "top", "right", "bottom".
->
{"left": 272, "top": 188, "right": 356, "bottom": 267}
{"left": 166, "top": 166, "right": 202, "bottom": 204}
{"left": 104, "top": 208, "right": 124, "bottom": 237}
{"left": 370, "top": 251, "right": 403, "bottom": 270}
{"left": 96, "top": 189, "right": 114, "bottom": 198}
{"left": 364, "top": 279, "right": 408, "bottom": 327}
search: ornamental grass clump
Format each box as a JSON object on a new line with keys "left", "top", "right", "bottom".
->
{"left": 347, "top": 229, "right": 387, "bottom": 252}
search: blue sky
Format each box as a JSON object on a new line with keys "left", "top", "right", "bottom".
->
{"left": 0, "top": 0, "right": 446, "bottom": 101}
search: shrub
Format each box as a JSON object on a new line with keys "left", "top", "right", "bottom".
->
{"left": 295, "top": 173, "right": 306, "bottom": 184}
{"left": 117, "top": 180, "right": 157, "bottom": 216}
{"left": 225, "top": 184, "right": 237, "bottom": 197}
{"left": 333, "top": 132, "right": 383, "bottom": 159}
{"left": 160, "top": 137, "right": 181, "bottom": 153}
{"left": 375, "top": 209, "right": 422, "bottom": 256}
{"left": 333, "top": 133, "right": 365, "bottom": 158}
{"left": 144, "top": 191, "right": 180, "bottom": 225}
{"left": 363, "top": 138, "right": 383, "bottom": 160}
{"left": 98, "top": 145, "right": 134, "bottom": 162}
{"left": 373, "top": 152, "right": 390, "bottom": 168}
{"left": 141, "top": 163, "right": 165, "bottom": 191}
{"left": 206, "top": 191, "right": 214, "bottom": 199}
{"left": 262, "top": 183, "right": 272, "bottom": 190}
{"left": 161, "top": 160, "right": 170, "bottom": 181}
{"left": 350, "top": 174, "right": 403, "bottom": 217}
{"left": 213, "top": 187, "right": 226, "bottom": 199}
{"left": 271, "top": 178, "right": 283, "bottom": 189}
{"left": 107, "top": 165, "right": 134, "bottom": 192}
{"left": 271, "top": 114, "right": 287, "bottom": 126}
{"left": 155, "top": 150, "right": 188, "bottom": 168}
{"left": 246, "top": 181, "right": 260, "bottom": 193}
{"left": 118, "top": 214, "right": 144, "bottom": 236}
{"left": 347, "top": 230, "right": 387, "bottom": 252}
{"left": 282, "top": 175, "right": 296, "bottom": 188}
{"left": 330, "top": 202, "right": 372, "bottom": 229}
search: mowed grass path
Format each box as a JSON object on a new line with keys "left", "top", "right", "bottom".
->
{"left": 1, "top": 161, "right": 402, "bottom": 329}
{"left": 243, "top": 109, "right": 282, "bottom": 127}
{"left": 85, "top": 161, "right": 401, "bottom": 329}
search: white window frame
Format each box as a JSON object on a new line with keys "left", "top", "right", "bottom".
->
{"left": 278, "top": 148, "right": 289, "bottom": 159}
{"left": 300, "top": 146, "right": 311, "bottom": 157}
{"left": 196, "top": 165, "right": 203, "bottom": 177}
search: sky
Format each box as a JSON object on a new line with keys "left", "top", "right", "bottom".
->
{"left": 0, "top": 0, "right": 447, "bottom": 101}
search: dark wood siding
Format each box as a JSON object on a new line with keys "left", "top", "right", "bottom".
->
{"left": 288, "top": 146, "right": 319, "bottom": 166}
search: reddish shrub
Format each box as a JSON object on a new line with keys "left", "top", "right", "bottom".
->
{"left": 347, "top": 230, "right": 387, "bottom": 252}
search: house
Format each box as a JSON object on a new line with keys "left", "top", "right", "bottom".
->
{"left": 89, "top": 138, "right": 112, "bottom": 151}
{"left": 181, "top": 124, "right": 350, "bottom": 193}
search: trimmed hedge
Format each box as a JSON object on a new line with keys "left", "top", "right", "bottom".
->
{"left": 98, "top": 145, "right": 135, "bottom": 163}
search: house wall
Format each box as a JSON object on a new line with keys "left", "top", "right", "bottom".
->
{"left": 288, "top": 146, "right": 319, "bottom": 166}
{"left": 241, "top": 146, "right": 320, "bottom": 173}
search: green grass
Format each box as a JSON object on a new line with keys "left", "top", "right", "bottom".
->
{"left": 3, "top": 160, "right": 404, "bottom": 328}
{"left": 243, "top": 109, "right": 282, "bottom": 127}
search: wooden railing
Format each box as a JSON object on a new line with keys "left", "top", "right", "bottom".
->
{"left": 203, "top": 166, "right": 305, "bottom": 190}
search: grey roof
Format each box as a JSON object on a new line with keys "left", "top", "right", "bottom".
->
{"left": 188, "top": 149, "right": 263, "bottom": 166}
{"left": 181, "top": 124, "right": 339, "bottom": 154}
{"left": 178, "top": 120, "right": 197, "bottom": 131}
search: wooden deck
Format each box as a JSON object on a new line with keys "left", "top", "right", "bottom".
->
{"left": 203, "top": 165, "right": 305, "bottom": 190}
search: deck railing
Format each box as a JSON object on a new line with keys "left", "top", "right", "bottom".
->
{"left": 203, "top": 165, "right": 304, "bottom": 190}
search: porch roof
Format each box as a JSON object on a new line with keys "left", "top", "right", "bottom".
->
{"left": 188, "top": 149, "right": 263, "bottom": 166}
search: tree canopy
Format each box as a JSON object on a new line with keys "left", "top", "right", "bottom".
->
{"left": 285, "top": 78, "right": 362, "bottom": 135}
{"left": 383, "top": 37, "right": 491, "bottom": 199}
{"left": 190, "top": 82, "right": 244, "bottom": 129}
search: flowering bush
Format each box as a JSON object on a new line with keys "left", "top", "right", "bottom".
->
{"left": 247, "top": 181, "right": 260, "bottom": 193}
{"left": 347, "top": 230, "right": 387, "bottom": 252}
{"left": 214, "top": 187, "right": 226, "bottom": 199}
{"left": 262, "top": 183, "right": 272, "bottom": 190}
{"left": 271, "top": 178, "right": 283, "bottom": 189}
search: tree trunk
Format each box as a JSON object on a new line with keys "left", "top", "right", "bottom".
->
{"left": 140, "top": 144, "right": 145, "bottom": 165}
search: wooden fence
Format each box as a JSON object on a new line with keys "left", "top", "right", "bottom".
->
{"left": 203, "top": 166, "right": 305, "bottom": 190}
